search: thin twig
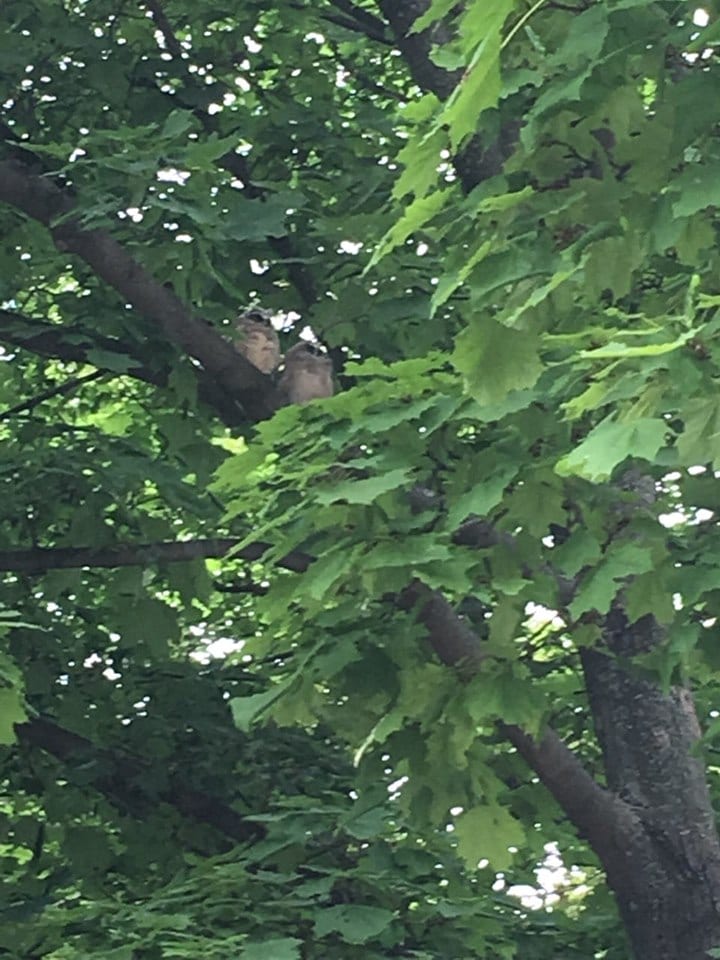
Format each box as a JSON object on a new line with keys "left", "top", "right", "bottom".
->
{"left": 0, "top": 370, "right": 104, "bottom": 422}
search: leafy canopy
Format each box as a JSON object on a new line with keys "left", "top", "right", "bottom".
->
{"left": 2, "top": 0, "right": 720, "bottom": 957}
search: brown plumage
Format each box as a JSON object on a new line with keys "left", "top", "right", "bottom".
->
{"left": 234, "top": 309, "right": 281, "bottom": 375}
{"left": 278, "top": 341, "right": 334, "bottom": 405}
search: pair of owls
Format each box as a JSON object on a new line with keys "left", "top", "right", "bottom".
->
{"left": 234, "top": 308, "right": 334, "bottom": 406}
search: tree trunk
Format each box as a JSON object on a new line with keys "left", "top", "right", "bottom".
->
{"left": 581, "top": 642, "right": 720, "bottom": 959}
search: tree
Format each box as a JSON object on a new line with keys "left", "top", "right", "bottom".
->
{"left": 1, "top": 0, "right": 720, "bottom": 957}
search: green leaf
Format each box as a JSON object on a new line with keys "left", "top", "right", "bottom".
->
{"left": 569, "top": 544, "right": 655, "bottom": 619}
{"left": 242, "top": 939, "right": 302, "bottom": 960}
{"left": 583, "top": 235, "right": 644, "bottom": 301}
{"left": 521, "top": 5, "right": 609, "bottom": 147}
{"left": 363, "top": 536, "right": 451, "bottom": 569}
{"left": 454, "top": 804, "right": 525, "bottom": 871}
{"left": 409, "top": 0, "right": 458, "bottom": 33}
{"left": 431, "top": 239, "right": 492, "bottom": 314}
{"left": 160, "top": 109, "right": 196, "bottom": 140}
{"left": 555, "top": 418, "right": 667, "bottom": 482}
{"left": 452, "top": 318, "right": 544, "bottom": 404}
{"left": 441, "top": 58, "right": 500, "bottom": 150}
{"left": 99, "top": 949, "right": 136, "bottom": 960}
{"left": 474, "top": 185, "right": 534, "bottom": 213}
{"left": 553, "top": 529, "right": 602, "bottom": 577}
{"left": 184, "top": 133, "right": 241, "bottom": 168}
{"left": 0, "top": 687, "right": 26, "bottom": 744}
{"left": 366, "top": 188, "right": 453, "bottom": 269}
{"left": 393, "top": 127, "right": 447, "bottom": 201}
{"left": 225, "top": 193, "right": 294, "bottom": 240}
{"left": 675, "top": 398, "right": 720, "bottom": 467}
{"left": 671, "top": 162, "right": 720, "bottom": 217}
{"left": 434, "top": 1, "right": 515, "bottom": 148}
{"left": 230, "top": 686, "right": 287, "bottom": 732}
{"left": 624, "top": 569, "right": 674, "bottom": 625}
{"left": 447, "top": 464, "right": 517, "bottom": 530}
{"left": 501, "top": 264, "right": 581, "bottom": 326}
{"left": 133, "top": 598, "right": 179, "bottom": 657}
{"left": 313, "top": 905, "right": 395, "bottom": 944}
{"left": 85, "top": 349, "right": 138, "bottom": 372}
{"left": 315, "top": 468, "right": 412, "bottom": 505}
{"left": 304, "top": 546, "right": 361, "bottom": 601}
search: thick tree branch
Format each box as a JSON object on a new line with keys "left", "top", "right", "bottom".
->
{"left": 0, "top": 538, "right": 312, "bottom": 576}
{"left": 0, "top": 516, "right": 545, "bottom": 585}
{"left": 0, "top": 309, "right": 248, "bottom": 426}
{"left": 500, "top": 723, "right": 641, "bottom": 870}
{"left": 0, "top": 160, "right": 277, "bottom": 421}
{"left": 16, "top": 716, "right": 264, "bottom": 843}
{"left": 398, "top": 578, "right": 487, "bottom": 671}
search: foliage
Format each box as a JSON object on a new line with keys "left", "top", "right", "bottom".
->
{"left": 3, "top": 0, "right": 720, "bottom": 956}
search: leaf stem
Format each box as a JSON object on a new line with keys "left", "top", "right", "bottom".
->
{"left": 502, "top": 0, "right": 549, "bottom": 51}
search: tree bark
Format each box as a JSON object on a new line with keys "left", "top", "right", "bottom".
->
{"left": 0, "top": 538, "right": 312, "bottom": 575}
{"left": 581, "top": 647, "right": 720, "bottom": 958}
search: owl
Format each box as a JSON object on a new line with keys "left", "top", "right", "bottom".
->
{"left": 278, "top": 341, "right": 334, "bottom": 405}
{"left": 234, "top": 307, "right": 281, "bottom": 375}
